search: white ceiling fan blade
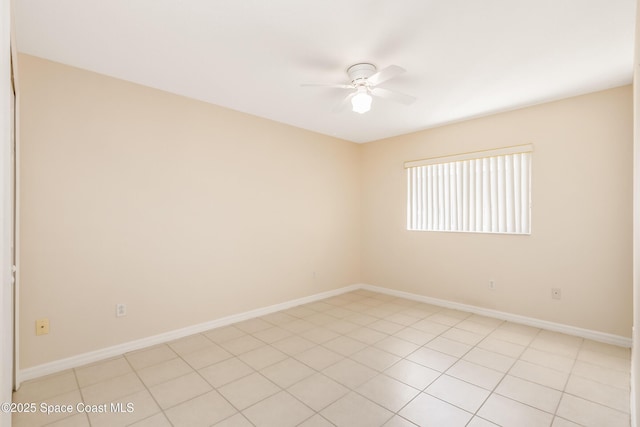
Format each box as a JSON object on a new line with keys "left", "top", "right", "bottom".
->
{"left": 301, "top": 83, "right": 354, "bottom": 89}
{"left": 370, "top": 87, "right": 416, "bottom": 105}
{"left": 367, "top": 65, "right": 406, "bottom": 86}
{"left": 333, "top": 92, "right": 356, "bottom": 113}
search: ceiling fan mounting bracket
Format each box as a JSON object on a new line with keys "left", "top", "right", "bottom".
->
{"left": 347, "top": 63, "right": 376, "bottom": 86}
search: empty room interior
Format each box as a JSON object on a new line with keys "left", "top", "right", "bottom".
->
{"left": 3, "top": 0, "right": 640, "bottom": 426}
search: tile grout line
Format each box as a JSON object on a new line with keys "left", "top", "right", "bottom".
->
{"left": 352, "top": 313, "right": 503, "bottom": 424}
{"left": 485, "top": 325, "right": 551, "bottom": 424}
{"left": 172, "top": 338, "right": 259, "bottom": 427}
{"left": 550, "top": 335, "right": 583, "bottom": 427}
{"left": 457, "top": 318, "right": 512, "bottom": 426}
{"left": 121, "top": 352, "right": 175, "bottom": 427}
{"left": 420, "top": 317, "right": 507, "bottom": 424}
{"left": 555, "top": 336, "right": 632, "bottom": 420}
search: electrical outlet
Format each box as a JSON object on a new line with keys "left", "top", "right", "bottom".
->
{"left": 552, "top": 288, "right": 561, "bottom": 300}
{"left": 116, "top": 304, "right": 127, "bottom": 317}
{"left": 488, "top": 280, "right": 496, "bottom": 290}
{"left": 36, "top": 318, "right": 49, "bottom": 335}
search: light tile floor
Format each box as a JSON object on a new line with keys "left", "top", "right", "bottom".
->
{"left": 12, "top": 290, "right": 631, "bottom": 427}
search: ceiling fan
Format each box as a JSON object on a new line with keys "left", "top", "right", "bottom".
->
{"left": 302, "top": 63, "right": 417, "bottom": 114}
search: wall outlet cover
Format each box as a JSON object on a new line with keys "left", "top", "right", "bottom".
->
{"left": 36, "top": 318, "right": 49, "bottom": 335}
{"left": 116, "top": 304, "right": 127, "bottom": 317}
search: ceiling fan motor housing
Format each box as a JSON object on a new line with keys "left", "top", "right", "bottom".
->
{"left": 348, "top": 63, "right": 376, "bottom": 86}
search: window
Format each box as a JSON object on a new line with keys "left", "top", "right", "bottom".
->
{"left": 405, "top": 144, "right": 532, "bottom": 234}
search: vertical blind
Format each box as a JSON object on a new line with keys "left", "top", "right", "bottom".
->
{"left": 405, "top": 145, "right": 532, "bottom": 234}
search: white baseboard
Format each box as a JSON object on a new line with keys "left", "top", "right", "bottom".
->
{"left": 359, "top": 284, "right": 632, "bottom": 348}
{"left": 18, "top": 282, "right": 631, "bottom": 384}
{"left": 17, "top": 284, "right": 360, "bottom": 384}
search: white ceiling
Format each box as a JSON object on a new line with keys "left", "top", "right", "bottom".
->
{"left": 14, "top": 0, "right": 637, "bottom": 143}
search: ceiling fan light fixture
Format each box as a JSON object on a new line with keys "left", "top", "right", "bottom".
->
{"left": 351, "top": 87, "right": 372, "bottom": 114}
{"left": 302, "top": 63, "right": 414, "bottom": 114}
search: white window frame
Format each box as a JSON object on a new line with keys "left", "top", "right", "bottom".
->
{"left": 405, "top": 144, "right": 533, "bottom": 235}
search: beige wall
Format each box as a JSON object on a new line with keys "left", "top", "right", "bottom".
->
{"left": 19, "top": 53, "right": 633, "bottom": 371}
{"left": 18, "top": 54, "right": 361, "bottom": 368}
{"left": 361, "top": 86, "right": 633, "bottom": 337}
